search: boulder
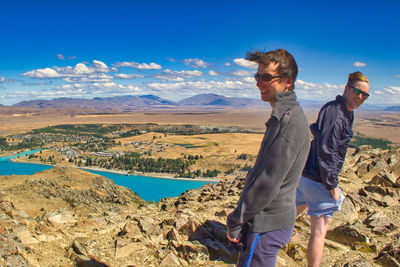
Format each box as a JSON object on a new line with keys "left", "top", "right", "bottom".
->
{"left": 47, "top": 208, "right": 77, "bottom": 226}
{"left": 175, "top": 240, "right": 209, "bottom": 263}
{"left": 344, "top": 258, "right": 374, "bottom": 267}
{"left": 357, "top": 159, "right": 373, "bottom": 177}
{"left": 115, "top": 239, "right": 147, "bottom": 259}
{"left": 327, "top": 223, "right": 370, "bottom": 245}
{"left": 376, "top": 239, "right": 400, "bottom": 267}
{"left": 166, "top": 227, "right": 180, "bottom": 241}
{"left": 364, "top": 211, "right": 395, "bottom": 234}
{"left": 159, "top": 252, "right": 182, "bottom": 266}
{"left": 119, "top": 222, "right": 142, "bottom": 240}
{"left": 330, "top": 197, "right": 358, "bottom": 228}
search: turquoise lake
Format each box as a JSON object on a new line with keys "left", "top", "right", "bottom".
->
{"left": 0, "top": 150, "right": 211, "bottom": 202}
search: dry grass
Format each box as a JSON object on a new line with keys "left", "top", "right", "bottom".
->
{"left": 0, "top": 108, "right": 398, "bottom": 145}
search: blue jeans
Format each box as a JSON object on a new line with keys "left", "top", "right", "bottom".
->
{"left": 236, "top": 225, "right": 294, "bottom": 267}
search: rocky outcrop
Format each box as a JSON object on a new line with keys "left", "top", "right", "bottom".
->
{"left": 0, "top": 146, "right": 399, "bottom": 266}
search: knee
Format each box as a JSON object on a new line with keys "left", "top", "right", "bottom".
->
{"left": 309, "top": 231, "right": 327, "bottom": 241}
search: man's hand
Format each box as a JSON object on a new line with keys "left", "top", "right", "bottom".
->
{"left": 329, "top": 188, "right": 340, "bottom": 200}
{"left": 227, "top": 233, "right": 239, "bottom": 243}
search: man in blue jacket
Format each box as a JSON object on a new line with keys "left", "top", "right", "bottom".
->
{"left": 296, "top": 71, "right": 370, "bottom": 267}
{"left": 226, "top": 49, "right": 310, "bottom": 267}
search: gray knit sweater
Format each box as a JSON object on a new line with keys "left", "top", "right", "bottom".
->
{"left": 227, "top": 91, "right": 310, "bottom": 239}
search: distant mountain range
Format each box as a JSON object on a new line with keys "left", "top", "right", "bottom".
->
{"left": 384, "top": 105, "right": 400, "bottom": 112}
{"left": 5, "top": 94, "right": 399, "bottom": 113}
{"left": 12, "top": 94, "right": 266, "bottom": 111}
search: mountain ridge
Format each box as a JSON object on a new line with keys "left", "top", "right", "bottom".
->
{"left": 7, "top": 94, "right": 396, "bottom": 112}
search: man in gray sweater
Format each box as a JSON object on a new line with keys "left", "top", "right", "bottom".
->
{"left": 226, "top": 49, "right": 310, "bottom": 266}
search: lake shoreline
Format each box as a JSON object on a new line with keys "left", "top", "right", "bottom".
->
{"left": 9, "top": 156, "right": 220, "bottom": 182}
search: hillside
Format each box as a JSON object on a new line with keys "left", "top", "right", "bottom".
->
{"left": 1, "top": 146, "right": 400, "bottom": 266}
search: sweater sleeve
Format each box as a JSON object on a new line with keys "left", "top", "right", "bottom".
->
{"left": 226, "top": 121, "right": 300, "bottom": 239}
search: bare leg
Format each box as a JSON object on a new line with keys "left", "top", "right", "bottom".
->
{"left": 296, "top": 204, "right": 307, "bottom": 217}
{"left": 307, "top": 215, "right": 330, "bottom": 267}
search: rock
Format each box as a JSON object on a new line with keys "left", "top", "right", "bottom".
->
{"left": 135, "top": 216, "right": 161, "bottom": 236}
{"left": 327, "top": 223, "right": 369, "bottom": 245}
{"left": 368, "top": 172, "right": 393, "bottom": 187}
{"left": 115, "top": 240, "right": 147, "bottom": 259}
{"left": 359, "top": 145, "right": 372, "bottom": 152}
{"left": 286, "top": 243, "right": 306, "bottom": 261}
{"left": 381, "top": 195, "right": 397, "bottom": 207}
{"left": 72, "top": 238, "right": 88, "bottom": 255}
{"left": 176, "top": 241, "right": 209, "bottom": 263}
{"left": 47, "top": 207, "right": 77, "bottom": 226}
{"left": 166, "top": 227, "right": 180, "bottom": 241}
{"left": 357, "top": 159, "right": 373, "bottom": 177}
{"left": 392, "top": 161, "right": 400, "bottom": 177}
{"left": 382, "top": 172, "right": 398, "bottom": 186}
{"left": 330, "top": 197, "right": 358, "bottom": 228}
{"left": 344, "top": 258, "right": 373, "bottom": 267}
{"left": 16, "top": 230, "right": 39, "bottom": 246}
{"left": 200, "top": 238, "right": 234, "bottom": 262}
{"left": 364, "top": 211, "right": 395, "bottom": 234}
{"left": 376, "top": 254, "right": 400, "bottom": 267}
{"left": 119, "top": 222, "right": 142, "bottom": 239}
{"left": 73, "top": 253, "right": 110, "bottom": 267}
{"left": 159, "top": 252, "right": 182, "bottom": 266}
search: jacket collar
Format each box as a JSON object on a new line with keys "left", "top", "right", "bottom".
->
{"left": 336, "top": 95, "right": 354, "bottom": 121}
{"left": 266, "top": 91, "right": 298, "bottom": 127}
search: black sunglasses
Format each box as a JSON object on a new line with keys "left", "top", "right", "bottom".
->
{"left": 254, "top": 72, "right": 283, "bottom": 82}
{"left": 348, "top": 85, "right": 369, "bottom": 99}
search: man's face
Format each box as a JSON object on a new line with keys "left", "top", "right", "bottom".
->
{"left": 256, "top": 62, "right": 291, "bottom": 104}
{"left": 343, "top": 80, "right": 369, "bottom": 111}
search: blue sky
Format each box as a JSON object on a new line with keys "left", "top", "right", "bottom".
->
{"left": 0, "top": 0, "right": 399, "bottom": 106}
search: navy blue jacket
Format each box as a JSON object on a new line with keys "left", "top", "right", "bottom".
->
{"left": 302, "top": 95, "right": 354, "bottom": 190}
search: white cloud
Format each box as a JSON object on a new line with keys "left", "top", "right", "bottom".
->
{"left": 23, "top": 60, "right": 112, "bottom": 79}
{"left": 208, "top": 71, "right": 219, "bottom": 76}
{"left": 233, "top": 58, "right": 257, "bottom": 69}
{"left": 148, "top": 78, "right": 254, "bottom": 93}
{"left": 231, "top": 70, "right": 252, "bottom": 77}
{"left": 55, "top": 82, "right": 143, "bottom": 96}
{"left": 382, "top": 86, "right": 400, "bottom": 94}
{"left": 394, "top": 74, "right": 400, "bottom": 78}
{"left": 295, "top": 80, "right": 345, "bottom": 101}
{"left": 114, "top": 73, "right": 144, "bottom": 79}
{"left": 114, "top": 62, "right": 162, "bottom": 69}
{"left": 22, "top": 67, "right": 61, "bottom": 78}
{"left": 225, "top": 62, "right": 231, "bottom": 66}
{"left": 154, "top": 69, "right": 203, "bottom": 81}
{"left": 184, "top": 58, "right": 209, "bottom": 68}
{"left": 0, "top": 77, "right": 13, "bottom": 83}
{"left": 353, "top": 61, "right": 367, "bottom": 67}
{"left": 62, "top": 74, "right": 113, "bottom": 83}
{"left": 57, "top": 54, "right": 76, "bottom": 60}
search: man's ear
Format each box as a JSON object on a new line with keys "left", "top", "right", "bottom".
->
{"left": 343, "top": 85, "right": 350, "bottom": 96}
{"left": 285, "top": 78, "right": 294, "bottom": 91}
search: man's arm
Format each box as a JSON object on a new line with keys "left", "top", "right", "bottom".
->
{"left": 317, "top": 107, "right": 344, "bottom": 191}
{"left": 226, "top": 134, "right": 300, "bottom": 240}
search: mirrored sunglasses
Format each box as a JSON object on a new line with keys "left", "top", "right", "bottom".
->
{"left": 254, "top": 72, "right": 283, "bottom": 82}
{"left": 348, "top": 85, "right": 369, "bottom": 99}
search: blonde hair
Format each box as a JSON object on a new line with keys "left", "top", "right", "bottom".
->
{"left": 347, "top": 71, "right": 369, "bottom": 86}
